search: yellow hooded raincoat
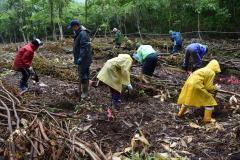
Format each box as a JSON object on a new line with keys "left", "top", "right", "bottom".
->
{"left": 97, "top": 54, "right": 133, "bottom": 93}
{"left": 177, "top": 60, "right": 221, "bottom": 108}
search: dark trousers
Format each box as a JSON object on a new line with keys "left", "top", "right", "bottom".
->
{"left": 142, "top": 53, "right": 158, "bottom": 76}
{"left": 18, "top": 68, "right": 31, "bottom": 88}
{"left": 172, "top": 44, "right": 182, "bottom": 54}
{"left": 78, "top": 64, "right": 90, "bottom": 84}
{"left": 183, "top": 50, "right": 202, "bottom": 71}
{"left": 110, "top": 87, "right": 121, "bottom": 105}
{"left": 115, "top": 43, "right": 121, "bottom": 48}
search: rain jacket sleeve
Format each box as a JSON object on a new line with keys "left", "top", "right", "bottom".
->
{"left": 204, "top": 71, "right": 216, "bottom": 92}
{"left": 22, "top": 50, "right": 34, "bottom": 68}
{"left": 73, "top": 28, "right": 92, "bottom": 66}
{"left": 78, "top": 30, "right": 91, "bottom": 60}
{"left": 119, "top": 63, "right": 131, "bottom": 86}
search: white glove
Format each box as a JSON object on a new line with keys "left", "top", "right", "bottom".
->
{"left": 29, "top": 66, "right": 33, "bottom": 71}
{"left": 127, "top": 84, "right": 133, "bottom": 90}
{"left": 215, "top": 84, "right": 221, "bottom": 90}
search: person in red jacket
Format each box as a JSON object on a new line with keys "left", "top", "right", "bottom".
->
{"left": 13, "top": 39, "right": 43, "bottom": 91}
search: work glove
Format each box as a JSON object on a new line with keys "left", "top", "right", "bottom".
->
{"left": 215, "top": 84, "right": 221, "bottom": 90}
{"left": 29, "top": 67, "right": 39, "bottom": 83}
{"left": 127, "top": 84, "right": 133, "bottom": 90}
{"left": 29, "top": 66, "right": 33, "bottom": 71}
{"left": 29, "top": 67, "right": 35, "bottom": 75}
{"left": 74, "top": 58, "right": 82, "bottom": 65}
{"left": 187, "top": 71, "right": 192, "bottom": 77}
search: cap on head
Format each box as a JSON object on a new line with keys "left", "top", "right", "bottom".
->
{"left": 31, "top": 38, "right": 43, "bottom": 47}
{"left": 112, "top": 28, "right": 118, "bottom": 32}
{"left": 169, "top": 30, "right": 173, "bottom": 34}
{"left": 68, "top": 20, "right": 80, "bottom": 29}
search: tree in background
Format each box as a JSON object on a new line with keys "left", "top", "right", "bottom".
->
{"left": 0, "top": 0, "right": 238, "bottom": 42}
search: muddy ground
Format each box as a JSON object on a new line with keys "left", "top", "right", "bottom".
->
{"left": 0, "top": 37, "right": 240, "bottom": 159}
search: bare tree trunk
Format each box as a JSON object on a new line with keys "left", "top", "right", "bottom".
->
{"left": 53, "top": 25, "right": 57, "bottom": 40}
{"left": 49, "top": 0, "right": 56, "bottom": 41}
{"left": 137, "top": 23, "right": 142, "bottom": 42}
{"left": 58, "top": 22, "right": 64, "bottom": 40}
{"left": 45, "top": 27, "right": 48, "bottom": 42}
{"left": 85, "top": 0, "right": 88, "bottom": 24}
{"left": 19, "top": 0, "right": 26, "bottom": 42}
{"left": 13, "top": 30, "right": 17, "bottom": 43}
{"left": 135, "top": 9, "right": 142, "bottom": 41}
{"left": 21, "top": 30, "right": 27, "bottom": 43}
{"left": 27, "top": 34, "right": 30, "bottom": 42}
{"left": 197, "top": 13, "right": 202, "bottom": 39}
{"left": 9, "top": 34, "right": 12, "bottom": 43}
{"left": 58, "top": 2, "right": 64, "bottom": 41}
{"left": 104, "top": 26, "right": 107, "bottom": 38}
{"left": 133, "top": 0, "right": 142, "bottom": 41}
{"left": 124, "top": 12, "right": 127, "bottom": 35}
{"left": 0, "top": 35, "right": 5, "bottom": 44}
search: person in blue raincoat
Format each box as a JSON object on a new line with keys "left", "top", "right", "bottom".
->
{"left": 169, "top": 30, "right": 182, "bottom": 54}
{"left": 182, "top": 43, "right": 208, "bottom": 72}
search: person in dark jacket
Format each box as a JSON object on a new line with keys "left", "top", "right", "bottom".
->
{"left": 169, "top": 30, "right": 182, "bottom": 54}
{"left": 13, "top": 39, "right": 43, "bottom": 91}
{"left": 182, "top": 43, "right": 208, "bottom": 72}
{"left": 68, "top": 20, "right": 92, "bottom": 99}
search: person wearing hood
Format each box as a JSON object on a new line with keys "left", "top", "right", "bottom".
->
{"left": 177, "top": 59, "right": 221, "bottom": 123}
{"left": 132, "top": 44, "right": 158, "bottom": 83}
{"left": 169, "top": 30, "right": 182, "bottom": 55}
{"left": 182, "top": 43, "right": 208, "bottom": 72}
{"left": 97, "top": 54, "right": 133, "bottom": 109}
{"left": 13, "top": 39, "right": 43, "bottom": 91}
{"left": 112, "top": 28, "right": 123, "bottom": 48}
{"left": 68, "top": 20, "right": 92, "bottom": 100}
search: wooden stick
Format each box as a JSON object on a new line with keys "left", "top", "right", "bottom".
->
{"left": 218, "top": 89, "right": 240, "bottom": 98}
{"left": 0, "top": 106, "right": 68, "bottom": 118}
{"left": 38, "top": 120, "right": 50, "bottom": 142}
{"left": 93, "top": 142, "right": 108, "bottom": 160}
{"left": 0, "top": 81, "right": 21, "bottom": 105}
{"left": 0, "top": 100, "right": 15, "bottom": 159}
{"left": 66, "top": 139, "right": 102, "bottom": 160}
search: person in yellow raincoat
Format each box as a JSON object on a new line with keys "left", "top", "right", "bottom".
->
{"left": 97, "top": 54, "right": 133, "bottom": 108}
{"left": 177, "top": 59, "right": 221, "bottom": 123}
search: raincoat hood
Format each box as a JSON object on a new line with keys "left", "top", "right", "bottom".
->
{"left": 97, "top": 54, "right": 132, "bottom": 93}
{"left": 118, "top": 54, "right": 132, "bottom": 61}
{"left": 206, "top": 59, "right": 221, "bottom": 73}
{"left": 199, "top": 44, "right": 208, "bottom": 54}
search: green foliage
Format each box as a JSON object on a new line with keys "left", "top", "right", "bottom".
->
{"left": 121, "top": 152, "right": 190, "bottom": 160}
{"left": 139, "top": 89, "right": 146, "bottom": 96}
{"left": 0, "top": 0, "right": 239, "bottom": 42}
